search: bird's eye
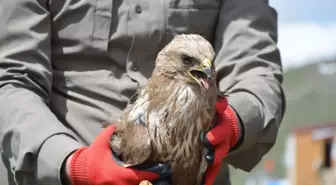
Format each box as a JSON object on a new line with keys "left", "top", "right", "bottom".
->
{"left": 181, "top": 54, "right": 193, "bottom": 65}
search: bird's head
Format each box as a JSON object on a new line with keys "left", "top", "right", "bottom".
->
{"left": 154, "top": 34, "right": 216, "bottom": 91}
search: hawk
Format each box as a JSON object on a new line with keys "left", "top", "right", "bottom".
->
{"left": 110, "top": 34, "right": 218, "bottom": 185}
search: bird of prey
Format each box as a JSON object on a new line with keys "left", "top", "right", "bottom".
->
{"left": 109, "top": 34, "right": 218, "bottom": 185}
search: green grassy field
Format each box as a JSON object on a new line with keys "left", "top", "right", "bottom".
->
{"left": 230, "top": 59, "right": 336, "bottom": 184}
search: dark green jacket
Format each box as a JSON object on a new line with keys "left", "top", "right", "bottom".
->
{"left": 0, "top": 0, "right": 285, "bottom": 184}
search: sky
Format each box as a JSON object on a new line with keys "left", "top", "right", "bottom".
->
{"left": 269, "top": 0, "right": 336, "bottom": 70}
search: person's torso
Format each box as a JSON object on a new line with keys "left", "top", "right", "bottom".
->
{"left": 49, "top": 0, "right": 223, "bottom": 144}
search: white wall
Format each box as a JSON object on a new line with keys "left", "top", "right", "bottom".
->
{"left": 284, "top": 133, "right": 297, "bottom": 185}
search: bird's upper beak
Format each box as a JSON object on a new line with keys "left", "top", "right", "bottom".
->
{"left": 200, "top": 58, "right": 212, "bottom": 81}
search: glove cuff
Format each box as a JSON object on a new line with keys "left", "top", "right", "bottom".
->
{"left": 224, "top": 106, "right": 240, "bottom": 147}
{"left": 70, "top": 147, "right": 90, "bottom": 185}
{"left": 215, "top": 95, "right": 240, "bottom": 147}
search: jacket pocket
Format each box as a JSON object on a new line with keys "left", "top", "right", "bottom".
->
{"left": 49, "top": 0, "right": 112, "bottom": 51}
{"left": 165, "top": 8, "right": 220, "bottom": 41}
{"left": 165, "top": 0, "right": 221, "bottom": 41}
{"left": 168, "top": 0, "right": 221, "bottom": 10}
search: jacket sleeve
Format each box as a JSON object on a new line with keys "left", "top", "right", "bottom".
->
{"left": 0, "top": 0, "right": 84, "bottom": 184}
{"left": 213, "top": 0, "right": 286, "bottom": 172}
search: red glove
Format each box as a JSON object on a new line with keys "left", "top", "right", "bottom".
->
{"left": 201, "top": 95, "right": 240, "bottom": 185}
{"left": 69, "top": 125, "right": 170, "bottom": 185}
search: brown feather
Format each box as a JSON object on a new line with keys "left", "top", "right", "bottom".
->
{"left": 108, "top": 34, "right": 218, "bottom": 185}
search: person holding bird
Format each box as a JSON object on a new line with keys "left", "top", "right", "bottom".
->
{"left": 0, "top": 0, "right": 286, "bottom": 185}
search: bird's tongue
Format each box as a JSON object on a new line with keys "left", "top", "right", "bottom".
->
{"left": 199, "top": 78, "right": 209, "bottom": 90}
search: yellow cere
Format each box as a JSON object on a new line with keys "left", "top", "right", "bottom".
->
{"left": 202, "top": 59, "right": 212, "bottom": 68}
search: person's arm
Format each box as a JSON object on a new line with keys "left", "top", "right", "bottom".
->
{"left": 213, "top": 0, "right": 286, "bottom": 171}
{"left": 0, "top": 0, "right": 84, "bottom": 184}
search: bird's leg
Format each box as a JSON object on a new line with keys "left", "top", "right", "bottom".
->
{"left": 139, "top": 180, "right": 153, "bottom": 185}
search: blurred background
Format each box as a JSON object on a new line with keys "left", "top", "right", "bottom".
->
{"left": 229, "top": 0, "right": 336, "bottom": 185}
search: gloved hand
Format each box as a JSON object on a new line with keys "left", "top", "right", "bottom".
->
{"left": 201, "top": 94, "right": 241, "bottom": 185}
{"left": 68, "top": 124, "right": 171, "bottom": 185}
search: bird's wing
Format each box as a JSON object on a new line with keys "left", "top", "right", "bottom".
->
{"left": 113, "top": 89, "right": 168, "bottom": 167}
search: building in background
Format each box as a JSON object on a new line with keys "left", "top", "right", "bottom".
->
{"left": 284, "top": 123, "right": 336, "bottom": 185}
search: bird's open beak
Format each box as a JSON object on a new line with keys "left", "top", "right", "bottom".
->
{"left": 188, "top": 59, "right": 212, "bottom": 90}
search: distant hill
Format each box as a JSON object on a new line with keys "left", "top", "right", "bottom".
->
{"left": 230, "top": 59, "right": 336, "bottom": 184}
